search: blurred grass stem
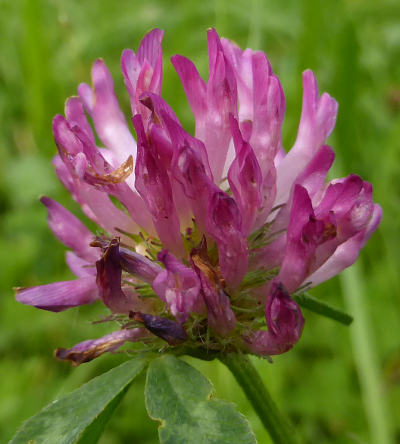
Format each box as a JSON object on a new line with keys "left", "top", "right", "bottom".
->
{"left": 341, "top": 264, "right": 393, "bottom": 444}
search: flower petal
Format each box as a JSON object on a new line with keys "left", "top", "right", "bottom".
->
{"left": 15, "top": 277, "right": 99, "bottom": 312}
{"left": 245, "top": 281, "right": 304, "bottom": 355}
{"left": 40, "top": 196, "right": 98, "bottom": 262}
{"left": 121, "top": 29, "right": 163, "bottom": 118}
{"left": 132, "top": 114, "right": 184, "bottom": 256}
{"left": 65, "top": 251, "right": 96, "bottom": 277}
{"left": 130, "top": 312, "right": 187, "bottom": 345}
{"left": 277, "top": 185, "right": 320, "bottom": 292}
{"left": 307, "top": 204, "right": 382, "bottom": 286}
{"left": 228, "top": 115, "right": 262, "bottom": 234}
{"left": 55, "top": 328, "right": 148, "bottom": 365}
{"left": 78, "top": 59, "right": 137, "bottom": 168}
{"left": 206, "top": 191, "right": 248, "bottom": 288}
{"left": 153, "top": 250, "right": 203, "bottom": 323}
{"left": 95, "top": 239, "right": 137, "bottom": 313}
{"left": 190, "top": 238, "right": 236, "bottom": 335}
{"left": 275, "top": 70, "right": 338, "bottom": 206}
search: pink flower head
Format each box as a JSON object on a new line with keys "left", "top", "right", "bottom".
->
{"left": 16, "top": 29, "right": 381, "bottom": 364}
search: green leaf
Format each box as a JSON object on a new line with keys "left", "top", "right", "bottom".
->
{"left": 145, "top": 354, "right": 257, "bottom": 444}
{"left": 10, "top": 356, "right": 147, "bottom": 444}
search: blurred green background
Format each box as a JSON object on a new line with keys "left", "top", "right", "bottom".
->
{"left": 1, "top": 0, "right": 400, "bottom": 442}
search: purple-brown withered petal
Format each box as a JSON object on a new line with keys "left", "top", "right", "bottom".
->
{"left": 130, "top": 312, "right": 187, "bottom": 345}
{"left": 55, "top": 328, "right": 148, "bottom": 366}
{"left": 95, "top": 238, "right": 136, "bottom": 313}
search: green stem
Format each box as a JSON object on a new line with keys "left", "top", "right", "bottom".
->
{"left": 293, "top": 292, "right": 353, "bottom": 325}
{"left": 220, "top": 353, "right": 299, "bottom": 444}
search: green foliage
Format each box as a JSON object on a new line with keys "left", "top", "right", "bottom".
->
{"left": 145, "top": 355, "right": 256, "bottom": 444}
{"left": 10, "top": 356, "right": 147, "bottom": 444}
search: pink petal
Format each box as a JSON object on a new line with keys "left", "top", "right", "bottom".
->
{"left": 15, "top": 277, "right": 99, "bottom": 312}
{"left": 40, "top": 196, "right": 98, "bottom": 262}
{"left": 206, "top": 191, "right": 248, "bottom": 288}
{"left": 228, "top": 115, "right": 262, "bottom": 234}
{"left": 121, "top": 29, "right": 163, "bottom": 118}
{"left": 190, "top": 239, "right": 236, "bottom": 336}
{"left": 152, "top": 250, "right": 203, "bottom": 323}
{"left": 65, "top": 251, "right": 96, "bottom": 277}
{"left": 171, "top": 54, "right": 207, "bottom": 120}
{"left": 65, "top": 97, "right": 96, "bottom": 145}
{"left": 53, "top": 114, "right": 154, "bottom": 234}
{"left": 278, "top": 185, "right": 319, "bottom": 292}
{"left": 132, "top": 114, "right": 184, "bottom": 256}
{"left": 78, "top": 59, "right": 137, "bottom": 168}
{"left": 275, "top": 70, "right": 338, "bottom": 206}
{"left": 307, "top": 204, "right": 382, "bottom": 286}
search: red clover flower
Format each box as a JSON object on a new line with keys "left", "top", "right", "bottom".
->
{"left": 16, "top": 29, "right": 381, "bottom": 365}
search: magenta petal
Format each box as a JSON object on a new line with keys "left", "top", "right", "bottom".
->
{"left": 220, "top": 41, "right": 282, "bottom": 228}
{"left": 121, "top": 29, "right": 163, "bottom": 118}
{"left": 189, "top": 239, "right": 236, "bottom": 335}
{"left": 55, "top": 328, "right": 148, "bottom": 365}
{"left": 199, "top": 274, "right": 236, "bottom": 336}
{"left": 308, "top": 204, "right": 382, "bottom": 286}
{"left": 40, "top": 196, "right": 98, "bottom": 262}
{"left": 133, "top": 114, "right": 184, "bottom": 256}
{"left": 228, "top": 116, "right": 262, "bottom": 234}
{"left": 295, "top": 145, "right": 335, "bottom": 199}
{"left": 152, "top": 250, "right": 203, "bottom": 323}
{"left": 65, "top": 97, "right": 96, "bottom": 145}
{"left": 171, "top": 54, "right": 207, "bottom": 120}
{"left": 174, "top": 28, "right": 237, "bottom": 183}
{"left": 245, "top": 281, "right": 304, "bottom": 355}
{"left": 278, "top": 185, "right": 318, "bottom": 292}
{"left": 206, "top": 191, "right": 248, "bottom": 288}
{"left": 15, "top": 277, "right": 99, "bottom": 312}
